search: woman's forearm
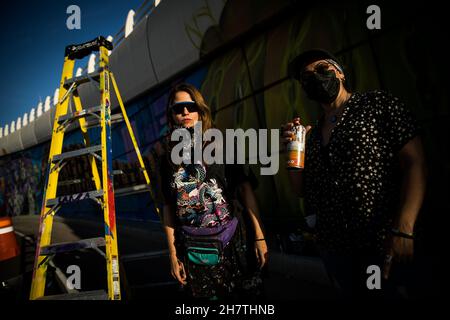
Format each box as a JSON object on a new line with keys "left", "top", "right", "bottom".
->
{"left": 239, "top": 182, "right": 265, "bottom": 239}
{"left": 395, "top": 137, "right": 427, "bottom": 233}
{"left": 163, "top": 204, "right": 177, "bottom": 256}
{"left": 396, "top": 159, "right": 427, "bottom": 233}
{"left": 164, "top": 226, "right": 177, "bottom": 256}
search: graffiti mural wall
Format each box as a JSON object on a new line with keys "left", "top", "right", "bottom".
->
{"left": 0, "top": 1, "right": 447, "bottom": 235}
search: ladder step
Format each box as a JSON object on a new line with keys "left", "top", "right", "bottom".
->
{"left": 112, "top": 114, "right": 124, "bottom": 122}
{"left": 83, "top": 113, "right": 124, "bottom": 129}
{"left": 58, "top": 178, "right": 83, "bottom": 187}
{"left": 52, "top": 145, "right": 102, "bottom": 162}
{"left": 64, "top": 68, "right": 103, "bottom": 87}
{"left": 58, "top": 105, "right": 102, "bottom": 123}
{"left": 36, "top": 290, "right": 108, "bottom": 300}
{"left": 46, "top": 190, "right": 104, "bottom": 207}
{"left": 58, "top": 171, "right": 123, "bottom": 186}
{"left": 115, "top": 184, "right": 151, "bottom": 197}
{"left": 40, "top": 237, "right": 106, "bottom": 256}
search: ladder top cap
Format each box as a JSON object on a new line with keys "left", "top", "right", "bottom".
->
{"left": 65, "top": 36, "right": 113, "bottom": 60}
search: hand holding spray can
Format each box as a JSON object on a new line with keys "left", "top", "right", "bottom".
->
{"left": 286, "top": 123, "right": 306, "bottom": 170}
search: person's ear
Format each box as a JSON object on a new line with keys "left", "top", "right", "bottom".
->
{"left": 336, "top": 70, "right": 345, "bottom": 81}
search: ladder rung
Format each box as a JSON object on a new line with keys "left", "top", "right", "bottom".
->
{"left": 36, "top": 290, "right": 108, "bottom": 300}
{"left": 111, "top": 113, "right": 125, "bottom": 123}
{"left": 64, "top": 69, "right": 102, "bottom": 87}
{"left": 58, "top": 171, "right": 122, "bottom": 187}
{"left": 115, "top": 184, "right": 151, "bottom": 197}
{"left": 46, "top": 190, "right": 104, "bottom": 207}
{"left": 58, "top": 178, "right": 83, "bottom": 186}
{"left": 40, "top": 237, "right": 106, "bottom": 256}
{"left": 52, "top": 145, "right": 102, "bottom": 162}
{"left": 83, "top": 113, "right": 124, "bottom": 129}
{"left": 58, "top": 105, "right": 102, "bottom": 122}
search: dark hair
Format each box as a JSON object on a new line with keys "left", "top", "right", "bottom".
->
{"left": 166, "top": 83, "right": 213, "bottom": 132}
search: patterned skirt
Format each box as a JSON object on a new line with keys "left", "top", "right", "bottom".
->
{"left": 175, "top": 207, "right": 263, "bottom": 300}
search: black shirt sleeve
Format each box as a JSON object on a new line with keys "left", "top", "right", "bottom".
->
{"left": 159, "top": 156, "right": 174, "bottom": 205}
{"left": 225, "top": 164, "right": 258, "bottom": 194}
{"left": 377, "top": 91, "right": 420, "bottom": 152}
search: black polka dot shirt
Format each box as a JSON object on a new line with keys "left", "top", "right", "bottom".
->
{"left": 304, "top": 91, "right": 420, "bottom": 255}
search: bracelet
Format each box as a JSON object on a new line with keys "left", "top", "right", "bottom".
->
{"left": 391, "top": 228, "right": 414, "bottom": 239}
{"left": 255, "top": 238, "right": 265, "bottom": 242}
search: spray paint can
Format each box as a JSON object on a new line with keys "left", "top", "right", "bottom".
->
{"left": 286, "top": 124, "right": 306, "bottom": 170}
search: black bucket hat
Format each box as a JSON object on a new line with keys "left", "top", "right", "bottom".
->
{"left": 288, "top": 49, "right": 343, "bottom": 81}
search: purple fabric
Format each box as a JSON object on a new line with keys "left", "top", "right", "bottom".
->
{"left": 181, "top": 217, "right": 238, "bottom": 247}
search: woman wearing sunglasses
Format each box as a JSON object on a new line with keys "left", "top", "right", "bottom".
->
{"left": 158, "top": 83, "right": 268, "bottom": 300}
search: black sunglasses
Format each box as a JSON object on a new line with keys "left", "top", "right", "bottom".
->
{"left": 170, "top": 101, "right": 199, "bottom": 114}
{"left": 300, "top": 62, "right": 333, "bottom": 83}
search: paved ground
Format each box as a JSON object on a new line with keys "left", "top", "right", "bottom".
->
{"left": 2, "top": 215, "right": 336, "bottom": 301}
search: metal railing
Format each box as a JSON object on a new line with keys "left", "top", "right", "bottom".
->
{"left": 0, "top": 0, "right": 159, "bottom": 140}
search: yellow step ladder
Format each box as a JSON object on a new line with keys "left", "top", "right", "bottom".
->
{"left": 29, "top": 36, "right": 159, "bottom": 300}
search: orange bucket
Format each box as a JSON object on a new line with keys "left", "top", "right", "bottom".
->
{"left": 0, "top": 216, "right": 21, "bottom": 262}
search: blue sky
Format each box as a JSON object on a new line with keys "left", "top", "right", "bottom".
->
{"left": 0, "top": 0, "right": 144, "bottom": 131}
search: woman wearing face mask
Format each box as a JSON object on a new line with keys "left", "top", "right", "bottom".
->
{"left": 158, "top": 83, "right": 268, "bottom": 301}
{"left": 281, "top": 49, "right": 426, "bottom": 298}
